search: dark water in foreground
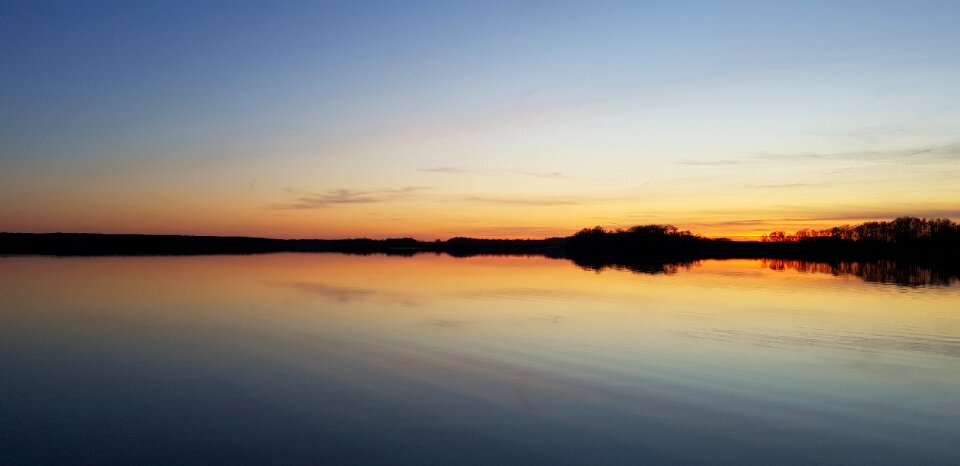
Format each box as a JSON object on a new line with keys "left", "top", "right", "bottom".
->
{"left": 1, "top": 254, "right": 958, "bottom": 465}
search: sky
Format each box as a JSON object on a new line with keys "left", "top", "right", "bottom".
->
{"left": 2, "top": 0, "right": 959, "bottom": 239}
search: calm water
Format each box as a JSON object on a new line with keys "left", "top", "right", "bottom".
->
{"left": 1, "top": 254, "right": 958, "bottom": 465}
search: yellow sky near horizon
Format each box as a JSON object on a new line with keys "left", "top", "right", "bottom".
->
{"left": 2, "top": 143, "right": 958, "bottom": 240}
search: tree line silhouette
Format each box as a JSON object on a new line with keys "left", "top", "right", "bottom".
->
{"left": 562, "top": 217, "right": 960, "bottom": 283}
{"left": 565, "top": 216, "right": 959, "bottom": 263}
{"left": 2, "top": 217, "right": 958, "bottom": 284}
{"left": 759, "top": 217, "right": 960, "bottom": 244}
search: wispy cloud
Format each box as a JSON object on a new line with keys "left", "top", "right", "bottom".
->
{"left": 272, "top": 186, "right": 431, "bottom": 209}
{"left": 462, "top": 196, "right": 583, "bottom": 206}
{"left": 419, "top": 166, "right": 469, "bottom": 174}
{"left": 677, "top": 143, "right": 960, "bottom": 167}
{"left": 451, "top": 225, "right": 568, "bottom": 237}
{"left": 778, "top": 208, "right": 960, "bottom": 222}
{"left": 683, "top": 219, "right": 769, "bottom": 228}
{"left": 420, "top": 166, "right": 566, "bottom": 178}
{"left": 677, "top": 159, "right": 743, "bottom": 166}
{"left": 504, "top": 169, "right": 565, "bottom": 178}
{"left": 756, "top": 143, "right": 960, "bottom": 164}
{"left": 798, "top": 109, "right": 957, "bottom": 143}
{"left": 747, "top": 182, "right": 819, "bottom": 189}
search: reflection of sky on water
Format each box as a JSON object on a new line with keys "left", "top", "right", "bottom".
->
{"left": 1, "top": 254, "right": 958, "bottom": 464}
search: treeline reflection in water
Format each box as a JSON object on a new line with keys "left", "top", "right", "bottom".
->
{"left": 759, "top": 259, "right": 959, "bottom": 287}
{"left": 573, "top": 258, "right": 959, "bottom": 287}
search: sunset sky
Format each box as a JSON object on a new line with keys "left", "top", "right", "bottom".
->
{"left": 2, "top": 1, "right": 959, "bottom": 239}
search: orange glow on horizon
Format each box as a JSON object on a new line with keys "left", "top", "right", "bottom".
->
{"left": 1, "top": 177, "right": 956, "bottom": 240}
{"left": 0, "top": 212, "right": 949, "bottom": 242}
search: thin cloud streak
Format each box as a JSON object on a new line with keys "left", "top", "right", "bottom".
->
{"left": 452, "top": 225, "right": 567, "bottom": 237}
{"left": 748, "top": 182, "right": 820, "bottom": 189}
{"left": 504, "top": 169, "right": 565, "bottom": 178}
{"left": 462, "top": 196, "right": 583, "bottom": 206}
{"left": 420, "top": 166, "right": 566, "bottom": 179}
{"left": 419, "top": 166, "right": 469, "bottom": 174}
{"left": 272, "top": 187, "right": 432, "bottom": 209}
{"left": 677, "top": 159, "right": 743, "bottom": 166}
{"left": 677, "top": 142, "right": 960, "bottom": 167}
{"left": 760, "top": 143, "right": 960, "bottom": 164}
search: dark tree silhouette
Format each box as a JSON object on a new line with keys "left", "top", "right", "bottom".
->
{"left": 2, "top": 216, "right": 957, "bottom": 285}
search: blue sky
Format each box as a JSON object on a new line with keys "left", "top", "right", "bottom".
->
{"left": 2, "top": 1, "right": 959, "bottom": 237}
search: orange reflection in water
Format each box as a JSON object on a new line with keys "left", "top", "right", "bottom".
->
{"left": 2, "top": 253, "right": 959, "bottom": 464}
{"left": 2, "top": 253, "right": 957, "bottom": 362}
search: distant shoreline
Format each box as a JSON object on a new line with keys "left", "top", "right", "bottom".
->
{"left": 1, "top": 228, "right": 957, "bottom": 263}
{"left": 3, "top": 218, "right": 959, "bottom": 263}
{"left": 3, "top": 229, "right": 959, "bottom": 287}
{"left": 0, "top": 232, "right": 567, "bottom": 257}
{"left": 5, "top": 214, "right": 960, "bottom": 288}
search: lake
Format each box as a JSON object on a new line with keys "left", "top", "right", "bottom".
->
{"left": 1, "top": 254, "right": 958, "bottom": 464}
